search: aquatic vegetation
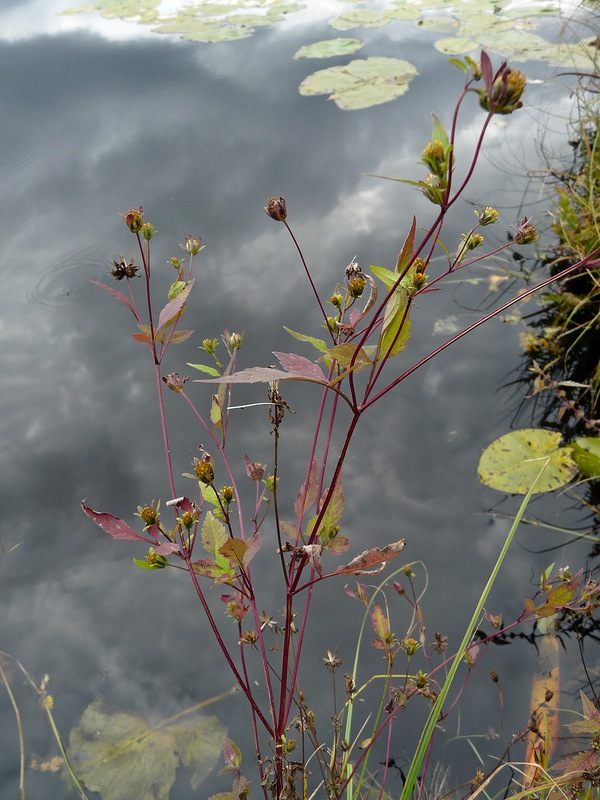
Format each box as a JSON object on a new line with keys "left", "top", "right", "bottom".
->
{"left": 62, "top": 0, "right": 596, "bottom": 108}
{"left": 64, "top": 49, "right": 600, "bottom": 800}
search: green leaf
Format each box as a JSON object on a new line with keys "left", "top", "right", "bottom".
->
{"left": 283, "top": 326, "right": 328, "bottom": 353}
{"left": 299, "top": 57, "right": 418, "bottom": 110}
{"left": 294, "top": 38, "right": 363, "bottom": 59}
{"left": 570, "top": 437, "right": 600, "bottom": 479}
{"left": 327, "top": 343, "right": 372, "bottom": 370}
{"left": 478, "top": 429, "right": 578, "bottom": 495}
{"left": 201, "top": 511, "right": 228, "bottom": 555}
{"left": 68, "top": 700, "right": 226, "bottom": 800}
{"left": 329, "top": 9, "right": 388, "bottom": 30}
{"left": 187, "top": 363, "right": 221, "bottom": 377}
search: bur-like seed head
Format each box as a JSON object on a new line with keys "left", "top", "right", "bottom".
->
{"left": 421, "top": 139, "right": 447, "bottom": 175}
{"left": 265, "top": 196, "right": 287, "bottom": 222}
{"left": 202, "top": 338, "right": 218, "bottom": 354}
{"left": 110, "top": 255, "right": 140, "bottom": 281}
{"left": 479, "top": 61, "right": 526, "bottom": 115}
{"left": 168, "top": 256, "right": 182, "bottom": 270}
{"left": 162, "top": 372, "right": 188, "bottom": 393}
{"left": 514, "top": 216, "right": 539, "bottom": 245}
{"left": 123, "top": 207, "right": 144, "bottom": 233}
{"left": 244, "top": 455, "right": 266, "bottom": 481}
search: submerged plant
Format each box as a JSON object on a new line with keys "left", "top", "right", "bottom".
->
{"left": 76, "top": 51, "right": 600, "bottom": 800}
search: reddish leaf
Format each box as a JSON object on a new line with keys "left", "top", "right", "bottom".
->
{"left": 294, "top": 460, "right": 318, "bottom": 522}
{"left": 167, "top": 329, "right": 194, "bottom": 344}
{"left": 243, "top": 533, "right": 261, "bottom": 568}
{"left": 89, "top": 280, "right": 135, "bottom": 315}
{"left": 336, "top": 539, "right": 406, "bottom": 575}
{"left": 155, "top": 542, "right": 180, "bottom": 555}
{"left": 273, "top": 352, "right": 327, "bottom": 382}
{"left": 195, "top": 365, "right": 328, "bottom": 385}
{"left": 132, "top": 332, "right": 152, "bottom": 343}
{"left": 82, "top": 502, "right": 151, "bottom": 542}
{"left": 219, "top": 538, "right": 247, "bottom": 568}
{"left": 157, "top": 280, "right": 194, "bottom": 331}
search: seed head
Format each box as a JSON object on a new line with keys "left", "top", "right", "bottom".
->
{"left": 265, "top": 196, "right": 287, "bottom": 222}
{"left": 347, "top": 276, "right": 366, "bottom": 298}
{"left": 421, "top": 139, "right": 447, "bottom": 176}
{"left": 244, "top": 455, "right": 266, "bottom": 481}
{"left": 110, "top": 256, "right": 140, "bottom": 281}
{"left": 162, "top": 372, "right": 188, "bottom": 393}
{"left": 137, "top": 502, "right": 160, "bottom": 526}
{"left": 479, "top": 58, "right": 526, "bottom": 115}
{"left": 221, "top": 486, "right": 234, "bottom": 505}
{"left": 123, "top": 207, "right": 144, "bottom": 233}
{"left": 513, "top": 216, "right": 539, "bottom": 245}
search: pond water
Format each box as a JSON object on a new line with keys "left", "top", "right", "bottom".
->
{"left": 0, "top": 1, "right": 597, "bottom": 798}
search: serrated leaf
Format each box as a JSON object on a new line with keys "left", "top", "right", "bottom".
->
{"left": 195, "top": 365, "right": 328, "bottom": 386}
{"left": 201, "top": 511, "right": 227, "bottom": 556}
{"left": 82, "top": 503, "right": 156, "bottom": 543}
{"left": 478, "top": 429, "right": 578, "bottom": 494}
{"left": 219, "top": 538, "right": 247, "bottom": 567}
{"left": 327, "top": 343, "right": 372, "bottom": 370}
{"left": 274, "top": 351, "right": 327, "bottom": 381}
{"left": 336, "top": 539, "right": 406, "bottom": 575}
{"left": 157, "top": 280, "right": 194, "bottom": 331}
{"left": 295, "top": 459, "right": 318, "bottom": 522}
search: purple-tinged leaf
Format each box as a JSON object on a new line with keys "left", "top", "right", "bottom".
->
{"left": 303, "top": 544, "right": 323, "bottom": 576}
{"left": 191, "top": 558, "right": 223, "bottom": 579}
{"left": 90, "top": 280, "right": 135, "bottom": 315}
{"left": 326, "top": 535, "right": 350, "bottom": 554}
{"left": 273, "top": 352, "right": 327, "bottom": 382}
{"left": 157, "top": 280, "right": 194, "bottom": 331}
{"left": 167, "top": 329, "right": 194, "bottom": 344}
{"left": 280, "top": 520, "right": 298, "bottom": 540}
{"left": 294, "top": 460, "right": 318, "bottom": 522}
{"left": 195, "top": 366, "right": 328, "bottom": 385}
{"left": 219, "top": 538, "right": 247, "bottom": 568}
{"left": 82, "top": 502, "right": 150, "bottom": 542}
{"left": 155, "top": 542, "right": 180, "bottom": 556}
{"left": 243, "top": 533, "right": 261, "bottom": 568}
{"left": 336, "top": 539, "right": 406, "bottom": 575}
{"left": 132, "top": 331, "right": 152, "bottom": 343}
{"left": 480, "top": 50, "right": 493, "bottom": 96}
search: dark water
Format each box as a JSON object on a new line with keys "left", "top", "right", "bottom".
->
{"left": 0, "top": 1, "right": 595, "bottom": 798}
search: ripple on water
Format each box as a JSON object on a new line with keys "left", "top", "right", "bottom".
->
{"left": 28, "top": 249, "right": 106, "bottom": 311}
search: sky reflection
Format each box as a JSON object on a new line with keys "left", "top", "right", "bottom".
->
{"left": 0, "top": 2, "right": 593, "bottom": 798}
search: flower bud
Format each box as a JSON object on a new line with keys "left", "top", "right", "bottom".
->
{"left": 479, "top": 63, "right": 526, "bottom": 115}
{"left": 265, "top": 196, "right": 287, "bottom": 222}
{"left": 330, "top": 292, "right": 344, "bottom": 308}
{"left": 137, "top": 502, "right": 160, "bottom": 526}
{"left": 476, "top": 206, "right": 499, "bottom": 226}
{"left": 141, "top": 222, "right": 155, "bottom": 241}
{"left": 146, "top": 547, "right": 168, "bottom": 568}
{"left": 421, "top": 139, "right": 447, "bottom": 176}
{"left": 184, "top": 235, "right": 203, "bottom": 255}
{"left": 202, "top": 338, "right": 218, "bottom": 354}
{"left": 402, "top": 637, "right": 420, "bottom": 656}
{"left": 326, "top": 316, "right": 338, "bottom": 333}
{"left": 168, "top": 256, "right": 182, "bottom": 270}
{"left": 221, "top": 486, "right": 234, "bottom": 505}
{"left": 123, "top": 207, "right": 144, "bottom": 233}
{"left": 193, "top": 455, "right": 214, "bottom": 485}
{"left": 347, "top": 276, "right": 366, "bottom": 298}
{"left": 489, "top": 670, "right": 499, "bottom": 683}
{"left": 227, "top": 331, "right": 243, "bottom": 350}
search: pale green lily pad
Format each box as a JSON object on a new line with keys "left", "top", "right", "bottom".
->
{"left": 434, "top": 36, "right": 479, "bottom": 55}
{"left": 64, "top": 0, "right": 160, "bottom": 22}
{"left": 299, "top": 57, "right": 418, "bottom": 110}
{"left": 478, "top": 428, "right": 578, "bottom": 495}
{"left": 416, "top": 15, "right": 459, "bottom": 32}
{"left": 383, "top": 7, "right": 422, "bottom": 21}
{"left": 153, "top": 16, "right": 251, "bottom": 42}
{"left": 295, "top": 38, "right": 364, "bottom": 59}
{"left": 68, "top": 700, "right": 226, "bottom": 800}
{"left": 570, "top": 437, "right": 600, "bottom": 479}
{"left": 329, "top": 9, "right": 389, "bottom": 31}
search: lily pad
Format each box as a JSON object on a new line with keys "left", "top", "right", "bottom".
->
{"left": 329, "top": 9, "right": 389, "bottom": 31}
{"left": 570, "top": 437, "right": 600, "bottom": 479}
{"left": 478, "top": 428, "right": 578, "bottom": 495}
{"left": 434, "top": 36, "right": 479, "bottom": 55}
{"left": 294, "top": 38, "right": 364, "bottom": 60}
{"left": 68, "top": 700, "right": 226, "bottom": 800}
{"left": 299, "top": 57, "right": 418, "bottom": 110}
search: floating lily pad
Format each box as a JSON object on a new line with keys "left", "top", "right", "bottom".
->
{"left": 64, "top": 0, "right": 160, "bottom": 22}
{"left": 570, "top": 437, "right": 600, "bottom": 479}
{"left": 329, "top": 9, "right": 389, "bottom": 31}
{"left": 295, "top": 38, "right": 364, "bottom": 59}
{"left": 478, "top": 428, "right": 578, "bottom": 495}
{"left": 68, "top": 700, "right": 226, "bottom": 800}
{"left": 434, "top": 36, "right": 479, "bottom": 55}
{"left": 299, "top": 57, "right": 418, "bottom": 110}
